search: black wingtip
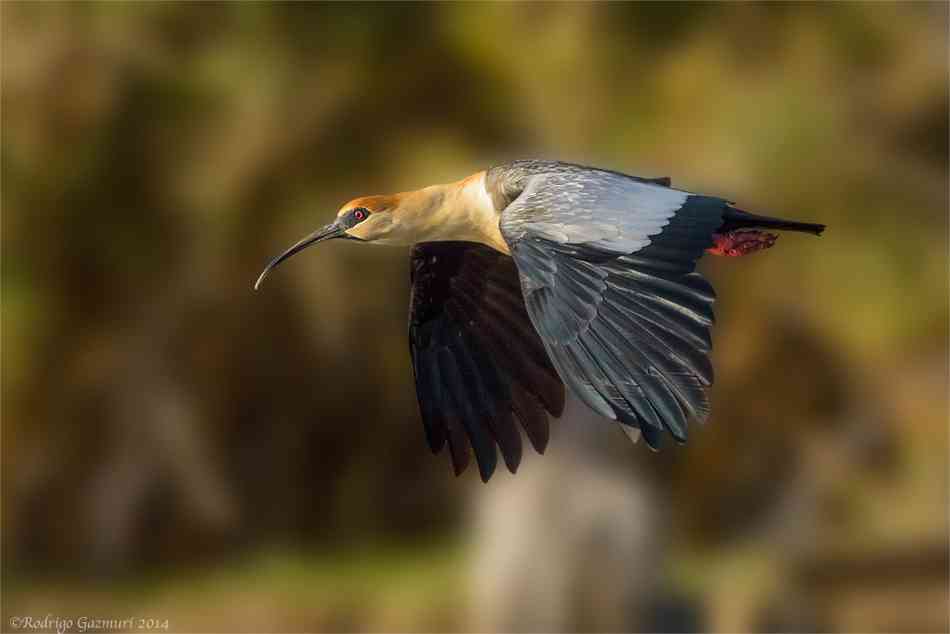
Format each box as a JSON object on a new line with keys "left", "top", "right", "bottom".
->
{"left": 639, "top": 424, "right": 664, "bottom": 451}
{"left": 669, "top": 433, "right": 689, "bottom": 446}
{"left": 476, "top": 448, "right": 498, "bottom": 482}
{"left": 548, "top": 392, "right": 566, "bottom": 419}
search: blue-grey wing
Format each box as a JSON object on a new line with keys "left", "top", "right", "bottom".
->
{"left": 498, "top": 166, "right": 693, "bottom": 254}
{"left": 494, "top": 163, "right": 725, "bottom": 446}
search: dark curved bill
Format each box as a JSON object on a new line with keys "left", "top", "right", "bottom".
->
{"left": 254, "top": 220, "right": 346, "bottom": 290}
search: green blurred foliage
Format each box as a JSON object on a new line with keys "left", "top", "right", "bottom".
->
{"left": 2, "top": 2, "right": 947, "bottom": 632}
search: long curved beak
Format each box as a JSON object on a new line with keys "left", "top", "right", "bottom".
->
{"left": 254, "top": 220, "right": 346, "bottom": 290}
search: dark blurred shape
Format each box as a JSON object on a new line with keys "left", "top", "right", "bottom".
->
{"left": 792, "top": 541, "right": 949, "bottom": 632}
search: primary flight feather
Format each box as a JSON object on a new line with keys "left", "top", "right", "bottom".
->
{"left": 255, "top": 160, "right": 825, "bottom": 481}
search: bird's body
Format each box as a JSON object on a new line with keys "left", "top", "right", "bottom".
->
{"left": 256, "top": 160, "right": 825, "bottom": 481}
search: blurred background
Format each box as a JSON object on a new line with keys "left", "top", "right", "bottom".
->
{"left": 2, "top": 2, "right": 948, "bottom": 632}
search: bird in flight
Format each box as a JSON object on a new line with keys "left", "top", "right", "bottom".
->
{"left": 255, "top": 160, "right": 824, "bottom": 481}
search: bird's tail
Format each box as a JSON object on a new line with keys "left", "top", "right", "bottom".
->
{"left": 721, "top": 207, "right": 826, "bottom": 236}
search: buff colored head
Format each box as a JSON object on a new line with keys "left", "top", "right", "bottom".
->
{"left": 333, "top": 194, "right": 400, "bottom": 242}
{"left": 253, "top": 171, "right": 502, "bottom": 290}
{"left": 253, "top": 192, "right": 424, "bottom": 290}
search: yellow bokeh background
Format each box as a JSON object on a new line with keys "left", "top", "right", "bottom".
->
{"left": 2, "top": 3, "right": 947, "bottom": 632}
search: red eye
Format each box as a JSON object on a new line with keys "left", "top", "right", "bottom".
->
{"left": 354, "top": 209, "right": 367, "bottom": 221}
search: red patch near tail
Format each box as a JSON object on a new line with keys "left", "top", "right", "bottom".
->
{"left": 707, "top": 230, "right": 778, "bottom": 257}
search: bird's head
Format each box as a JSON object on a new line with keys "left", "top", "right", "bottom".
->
{"left": 253, "top": 174, "right": 500, "bottom": 289}
{"left": 254, "top": 193, "right": 421, "bottom": 290}
{"left": 332, "top": 194, "right": 401, "bottom": 241}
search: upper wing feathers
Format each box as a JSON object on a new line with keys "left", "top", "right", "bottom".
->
{"left": 494, "top": 162, "right": 725, "bottom": 446}
{"left": 500, "top": 168, "right": 690, "bottom": 254}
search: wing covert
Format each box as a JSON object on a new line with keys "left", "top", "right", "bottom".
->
{"left": 496, "top": 162, "right": 690, "bottom": 255}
